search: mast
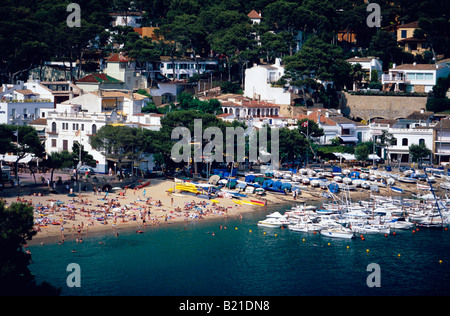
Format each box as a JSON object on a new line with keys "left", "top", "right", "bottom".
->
{"left": 424, "top": 169, "right": 444, "bottom": 227}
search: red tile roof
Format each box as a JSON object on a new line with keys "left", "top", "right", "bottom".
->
{"left": 248, "top": 10, "right": 262, "bottom": 19}
{"left": 106, "top": 53, "right": 129, "bottom": 63}
{"left": 76, "top": 74, "right": 122, "bottom": 83}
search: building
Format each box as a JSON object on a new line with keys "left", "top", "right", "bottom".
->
{"left": 382, "top": 60, "right": 450, "bottom": 93}
{"left": 397, "top": 21, "right": 429, "bottom": 55}
{"left": 247, "top": 10, "right": 262, "bottom": 24}
{"left": 346, "top": 56, "right": 383, "bottom": 84}
{"left": 103, "top": 53, "right": 148, "bottom": 91}
{"left": 158, "top": 57, "right": 219, "bottom": 81}
{"left": 40, "top": 81, "right": 81, "bottom": 106}
{"left": 295, "top": 108, "right": 370, "bottom": 145}
{"left": 44, "top": 90, "right": 155, "bottom": 173}
{"left": 0, "top": 79, "right": 55, "bottom": 125}
{"left": 368, "top": 110, "right": 436, "bottom": 163}
{"left": 110, "top": 12, "right": 143, "bottom": 28}
{"left": 217, "top": 95, "right": 280, "bottom": 120}
{"left": 243, "top": 58, "right": 291, "bottom": 105}
{"left": 434, "top": 118, "right": 450, "bottom": 165}
{"left": 76, "top": 74, "right": 124, "bottom": 93}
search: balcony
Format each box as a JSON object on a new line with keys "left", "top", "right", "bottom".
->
{"left": 382, "top": 74, "right": 408, "bottom": 83}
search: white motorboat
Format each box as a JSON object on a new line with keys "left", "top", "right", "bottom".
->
{"left": 320, "top": 227, "right": 354, "bottom": 239}
{"left": 385, "top": 219, "right": 414, "bottom": 230}
{"left": 398, "top": 177, "right": 418, "bottom": 183}
{"left": 257, "top": 217, "right": 284, "bottom": 228}
{"left": 257, "top": 214, "right": 290, "bottom": 227}
{"left": 440, "top": 182, "right": 450, "bottom": 190}
{"left": 351, "top": 224, "right": 390, "bottom": 234}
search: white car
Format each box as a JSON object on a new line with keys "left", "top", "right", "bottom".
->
{"left": 78, "top": 166, "right": 95, "bottom": 175}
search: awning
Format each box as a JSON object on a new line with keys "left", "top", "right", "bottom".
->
{"left": 339, "top": 136, "right": 358, "bottom": 142}
{"left": 333, "top": 153, "right": 356, "bottom": 161}
{"left": 368, "top": 154, "right": 381, "bottom": 160}
{"left": 339, "top": 123, "right": 355, "bottom": 129}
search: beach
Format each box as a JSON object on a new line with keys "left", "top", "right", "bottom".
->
{"left": 1, "top": 171, "right": 442, "bottom": 244}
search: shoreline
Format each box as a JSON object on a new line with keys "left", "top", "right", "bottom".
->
{"left": 3, "top": 177, "right": 442, "bottom": 245}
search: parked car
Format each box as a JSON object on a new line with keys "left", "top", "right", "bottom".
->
{"left": 77, "top": 166, "right": 95, "bottom": 175}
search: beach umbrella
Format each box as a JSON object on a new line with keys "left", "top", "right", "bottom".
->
{"left": 209, "top": 175, "right": 220, "bottom": 185}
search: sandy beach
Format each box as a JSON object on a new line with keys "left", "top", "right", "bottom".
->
{"left": 1, "top": 173, "right": 442, "bottom": 245}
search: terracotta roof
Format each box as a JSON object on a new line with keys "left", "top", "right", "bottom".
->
{"left": 15, "top": 89, "right": 37, "bottom": 95}
{"left": 106, "top": 53, "right": 129, "bottom": 63}
{"left": 405, "top": 111, "right": 434, "bottom": 121}
{"left": 393, "top": 64, "right": 440, "bottom": 70}
{"left": 29, "top": 118, "right": 47, "bottom": 125}
{"left": 434, "top": 119, "right": 450, "bottom": 130}
{"left": 76, "top": 74, "right": 122, "bottom": 83}
{"left": 346, "top": 56, "right": 379, "bottom": 63}
{"left": 248, "top": 10, "right": 262, "bottom": 19}
{"left": 398, "top": 21, "right": 419, "bottom": 29}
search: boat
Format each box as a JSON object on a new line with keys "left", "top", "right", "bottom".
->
{"left": 289, "top": 221, "right": 322, "bottom": 232}
{"left": 257, "top": 217, "right": 285, "bottom": 228}
{"left": 398, "top": 177, "right": 418, "bottom": 183}
{"left": 255, "top": 188, "right": 265, "bottom": 195}
{"left": 320, "top": 227, "right": 354, "bottom": 239}
{"left": 351, "top": 224, "right": 390, "bottom": 234}
{"left": 390, "top": 186, "right": 404, "bottom": 194}
{"left": 440, "top": 182, "right": 450, "bottom": 190}
{"left": 417, "top": 183, "right": 431, "bottom": 191}
{"left": 250, "top": 199, "right": 265, "bottom": 206}
{"left": 385, "top": 218, "right": 414, "bottom": 230}
{"left": 257, "top": 212, "right": 289, "bottom": 228}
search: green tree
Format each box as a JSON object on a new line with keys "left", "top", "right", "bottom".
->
{"left": 409, "top": 143, "right": 432, "bottom": 163}
{"left": 89, "top": 125, "right": 144, "bottom": 171}
{"left": 355, "top": 142, "right": 372, "bottom": 161}
{"left": 297, "top": 119, "right": 324, "bottom": 139}
{"left": 43, "top": 151, "right": 73, "bottom": 184}
{"left": 0, "top": 201, "right": 60, "bottom": 295}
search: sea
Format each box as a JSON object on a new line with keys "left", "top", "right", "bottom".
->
{"left": 28, "top": 202, "right": 450, "bottom": 297}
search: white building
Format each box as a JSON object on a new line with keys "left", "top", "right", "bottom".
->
{"left": 103, "top": 53, "right": 148, "bottom": 91}
{"left": 44, "top": 90, "right": 155, "bottom": 173}
{"left": 346, "top": 56, "right": 383, "bottom": 88}
{"left": 76, "top": 53, "right": 148, "bottom": 92}
{"left": 382, "top": 60, "right": 450, "bottom": 93}
{"left": 434, "top": 118, "right": 450, "bottom": 165}
{"left": 244, "top": 58, "right": 291, "bottom": 105}
{"left": 0, "top": 79, "right": 54, "bottom": 125}
{"left": 109, "top": 12, "right": 143, "bottom": 28}
{"left": 158, "top": 57, "right": 219, "bottom": 81}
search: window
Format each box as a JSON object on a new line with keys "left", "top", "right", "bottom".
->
{"left": 51, "top": 122, "right": 57, "bottom": 133}
{"left": 402, "top": 138, "right": 408, "bottom": 146}
{"left": 424, "top": 73, "right": 433, "bottom": 80}
{"left": 401, "top": 30, "right": 407, "bottom": 38}
{"left": 92, "top": 124, "right": 97, "bottom": 135}
{"left": 407, "top": 73, "right": 416, "bottom": 80}
{"left": 410, "top": 43, "right": 417, "bottom": 51}
{"left": 419, "top": 139, "right": 425, "bottom": 146}
{"left": 51, "top": 139, "right": 57, "bottom": 147}
{"left": 416, "top": 73, "right": 424, "bottom": 80}
{"left": 62, "top": 123, "right": 68, "bottom": 130}
{"left": 63, "top": 139, "right": 68, "bottom": 151}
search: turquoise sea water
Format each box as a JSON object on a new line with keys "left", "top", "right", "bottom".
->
{"left": 28, "top": 203, "right": 450, "bottom": 296}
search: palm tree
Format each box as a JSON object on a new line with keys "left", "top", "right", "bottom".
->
{"left": 350, "top": 63, "right": 365, "bottom": 91}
